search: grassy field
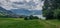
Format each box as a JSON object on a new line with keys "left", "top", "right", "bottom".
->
{"left": 0, "top": 18, "right": 60, "bottom": 28}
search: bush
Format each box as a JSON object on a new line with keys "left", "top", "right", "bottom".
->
{"left": 24, "top": 17, "right": 28, "bottom": 20}
{"left": 33, "top": 16, "right": 39, "bottom": 19}
{"left": 29, "top": 15, "right": 33, "bottom": 20}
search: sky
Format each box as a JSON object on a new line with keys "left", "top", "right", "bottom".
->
{"left": 0, "top": 0, "right": 44, "bottom": 10}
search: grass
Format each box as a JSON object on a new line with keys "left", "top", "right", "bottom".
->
{"left": 0, "top": 18, "right": 60, "bottom": 28}
{"left": 0, "top": 18, "right": 44, "bottom": 28}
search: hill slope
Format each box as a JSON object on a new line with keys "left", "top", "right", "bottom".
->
{"left": 0, "top": 7, "right": 14, "bottom": 16}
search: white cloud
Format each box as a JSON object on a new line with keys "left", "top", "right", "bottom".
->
{"left": 9, "top": 0, "right": 24, "bottom": 2}
{"left": 0, "top": 0, "right": 44, "bottom": 10}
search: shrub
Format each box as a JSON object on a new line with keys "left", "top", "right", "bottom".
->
{"left": 24, "top": 17, "right": 28, "bottom": 20}
{"left": 33, "top": 16, "right": 39, "bottom": 19}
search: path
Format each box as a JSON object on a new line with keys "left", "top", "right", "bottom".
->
{"left": 38, "top": 20, "right": 60, "bottom": 28}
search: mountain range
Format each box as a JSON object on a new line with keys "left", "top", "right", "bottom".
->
{"left": 0, "top": 6, "right": 42, "bottom": 16}
{"left": 10, "top": 8, "right": 31, "bottom": 16}
{"left": 0, "top": 7, "right": 13, "bottom": 16}
{"left": 10, "top": 8, "right": 42, "bottom": 16}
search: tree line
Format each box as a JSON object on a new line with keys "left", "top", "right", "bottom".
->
{"left": 43, "top": 0, "right": 60, "bottom": 20}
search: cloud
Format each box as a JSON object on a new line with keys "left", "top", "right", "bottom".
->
{"left": 0, "top": 0, "right": 44, "bottom": 10}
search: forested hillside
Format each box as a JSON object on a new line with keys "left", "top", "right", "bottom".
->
{"left": 43, "top": 0, "right": 60, "bottom": 20}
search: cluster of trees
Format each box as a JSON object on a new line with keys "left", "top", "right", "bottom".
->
{"left": 24, "top": 15, "right": 39, "bottom": 20}
{"left": 43, "top": 0, "right": 60, "bottom": 20}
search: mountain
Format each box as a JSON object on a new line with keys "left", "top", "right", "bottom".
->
{"left": 0, "top": 6, "right": 13, "bottom": 16}
{"left": 10, "top": 8, "right": 42, "bottom": 16}
{"left": 31, "top": 10, "right": 42, "bottom": 15}
{"left": 10, "top": 8, "right": 32, "bottom": 16}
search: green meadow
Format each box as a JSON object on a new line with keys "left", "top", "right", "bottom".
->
{"left": 0, "top": 18, "right": 60, "bottom": 28}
